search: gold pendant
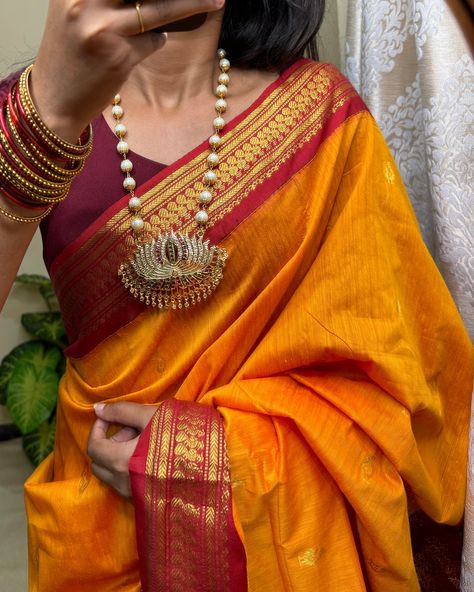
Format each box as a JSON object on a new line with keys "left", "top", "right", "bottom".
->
{"left": 118, "top": 232, "right": 227, "bottom": 309}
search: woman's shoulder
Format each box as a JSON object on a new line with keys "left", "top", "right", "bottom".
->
{"left": 275, "top": 58, "right": 365, "bottom": 112}
{"left": 281, "top": 58, "right": 361, "bottom": 101}
{"left": 275, "top": 58, "right": 370, "bottom": 127}
{"left": 284, "top": 58, "right": 349, "bottom": 83}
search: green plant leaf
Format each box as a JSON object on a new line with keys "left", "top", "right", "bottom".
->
{"left": 39, "top": 284, "right": 58, "bottom": 309}
{"left": 6, "top": 342, "right": 60, "bottom": 434}
{"left": 21, "top": 312, "right": 67, "bottom": 348}
{"left": 0, "top": 342, "right": 36, "bottom": 405}
{"left": 23, "top": 416, "right": 56, "bottom": 466}
{"left": 15, "top": 274, "right": 51, "bottom": 287}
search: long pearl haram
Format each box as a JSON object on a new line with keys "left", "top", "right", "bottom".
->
{"left": 113, "top": 49, "right": 230, "bottom": 310}
{"left": 112, "top": 48, "right": 231, "bottom": 238}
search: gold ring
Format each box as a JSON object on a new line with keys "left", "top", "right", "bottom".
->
{"left": 135, "top": 2, "right": 145, "bottom": 34}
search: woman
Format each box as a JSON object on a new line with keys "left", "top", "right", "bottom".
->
{"left": 0, "top": 1, "right": 471, "bottom": 590}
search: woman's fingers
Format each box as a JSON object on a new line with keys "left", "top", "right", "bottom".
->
{"left": 115, "top": 0, "right": 225, "bottom": 37}
{"left": 87, "top": 414, "right": 140, "bottom": 499}
{"left": 87, "top": 402, "right": 158, "bottom": 474}
{"left": 110, "top": 426, "right": 139, "bottom": 442}
{"left": 94, "top": 401, "right": 158, "bottom": 430}
{"left": 88, "top": 417, "right": 109, "bottom": 442}
{"left": 87, "top": 418, "right": 138, "bottom": 471}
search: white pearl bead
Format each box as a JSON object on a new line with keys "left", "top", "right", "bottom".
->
{"left": 216, "top": 84, "right": 228, "bottom": 98}
{"left": 114, "top": 123, "right": 127, "bottom": 137}
{"left": 113, "top": 94, "right": 121, "bottom": 105}
{"left": 217, "top": 48, "right": 227, "bottom": 59}
{"left": 117, "top": 141, "right": 129, "bottom": 154}
{"left": 112, "top": 105, "right": 124, "bottom": 120}
{"left": 209, "top": 134, "right": 221, "bottom": 148}
{"left": 131, "top": 217, "right": 144, "bottom": 231}
{"left": 207, "top": 152, "right": 219, "bottom": 167}
{"left": 218, "top": 73, "right": 230, "bottom": 86}
{"left": 123, "top": 176, "right": 136, "bottom": 191}
{"left": 195, "top": 210, "right": 209, "bottom": 224}
{"left": 199, "top": 190, "right": 212, "bottom": 204}
{"left": 213, "top": 116, "right": 225, "bottom": 131}
{"left": 121, "top": 159, "right": 133, "bottom": 173}
{"left": 219, "top": 58, "right": 231, "bottom": 72}
{"left": 215, "top": 98, "right": 227, "bottom": 113}
{"left": 128, "top": 196, "right": 141, "bottom": 211}
{"left": 204, "top": 170, "right": 218, "bottom": 185}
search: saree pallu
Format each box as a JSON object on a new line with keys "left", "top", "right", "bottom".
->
{"left": 23, "top": 60, "right": 473, "bottom": 591}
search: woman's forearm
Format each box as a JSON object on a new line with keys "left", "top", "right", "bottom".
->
{"left": 0, "top": 193, "right": 42, "bottom": 311}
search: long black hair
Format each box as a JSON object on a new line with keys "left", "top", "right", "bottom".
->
{"left": 219, "top": 0, "right": 325, "bottom": 71}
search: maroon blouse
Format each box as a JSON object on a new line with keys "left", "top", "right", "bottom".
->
{"left": 40, "top": 114, "right": 166, "bottom": 269}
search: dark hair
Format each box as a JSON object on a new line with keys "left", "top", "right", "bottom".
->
{"left": 219, "top": 0, "right": 325, "bottom": 72}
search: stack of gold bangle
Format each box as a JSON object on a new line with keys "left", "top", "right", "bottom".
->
{"left": 0, "top": 64, "right": 93, "bottom": 223}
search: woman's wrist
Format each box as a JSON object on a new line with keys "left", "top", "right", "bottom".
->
{"left": 29, "top": 69, "right": 92, "bottom": 145}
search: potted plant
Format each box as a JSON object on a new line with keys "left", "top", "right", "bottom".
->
{"left": 0, "top": 274, "right": 67, "bottom": 466}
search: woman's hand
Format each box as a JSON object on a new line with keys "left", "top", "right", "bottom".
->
{"left": 87, "top": 401, "right": 158, "bottom": 499}
{"left": 31, "top": 0, "right": 225, "bottom": 141}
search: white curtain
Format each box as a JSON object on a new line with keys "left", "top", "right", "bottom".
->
{"left": 344, "top": 1, "right": 473, "bottom": 589}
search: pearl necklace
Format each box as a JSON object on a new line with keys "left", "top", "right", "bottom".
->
{"left": 113, "top": 49, "right": 230, "bottom": 310}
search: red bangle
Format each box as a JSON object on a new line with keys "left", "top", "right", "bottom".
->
{"left": 2, "top": 93, "right": 51, "bottom": 178}
{"left": 0, "top": 102, "right": 52, "bottom": 181}
{"left": 12, "top": 84, "right": 84, "bottom": 173}
{"left": 6, "top": 87, "right": 82, "bottom": 177}
{"left": 0, "top": 109, "right": 71, "bottom": 187}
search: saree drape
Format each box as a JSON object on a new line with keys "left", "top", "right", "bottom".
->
{"left": 22, "top": 60, "right": 472, "bottom": 591}
{"left": 344, "top": 3, "right": 474, "bottom": 588}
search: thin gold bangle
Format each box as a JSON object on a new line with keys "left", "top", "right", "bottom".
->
{"left": 0, "top": 160, "right": 68, "bottom": 200}
{"left": 0, "top": 129, "right": 72, "bottom": 190}
{"left": 17, "top": 106, "right": 91, "bottom": 162}
{"left": 0, "top": 203, "right": 52, "bottom": 223}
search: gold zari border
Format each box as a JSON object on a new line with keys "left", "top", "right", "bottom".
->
{"left": 144, "top": 400, "right": 232, "bottom": 591}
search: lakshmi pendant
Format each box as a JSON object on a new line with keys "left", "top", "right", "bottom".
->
{"left": 118, "top": 232, "right": 227, "bottom": 309}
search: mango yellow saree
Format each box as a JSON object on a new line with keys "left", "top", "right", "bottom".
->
{"left": 23, "top": 61, "right": 472, "bottom": 591}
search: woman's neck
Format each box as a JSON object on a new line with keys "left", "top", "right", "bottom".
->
{"left": 103, "top": 11, "right": 279, "bottom": 166}
{"left": 123, "top": 14, "right": 224, "bottom": 112}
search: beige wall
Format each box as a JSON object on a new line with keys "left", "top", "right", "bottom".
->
{"left": 0, "top": 1, "right": 48, "bottom": 78}
{"left": 0, "top": 1, "right": 349, "bottom": 366}
{"left": 0, "top": 2, "right": 49, "bottom": 373}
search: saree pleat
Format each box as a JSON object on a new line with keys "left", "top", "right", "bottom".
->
{"left": 23, "top": 62, "right": 472, "bottom": 591}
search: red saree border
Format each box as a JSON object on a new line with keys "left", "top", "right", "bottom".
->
{"left": 129, "top": 399, "right": 247, "bottom": 592}
{"left": 51, "top": 61, "right": 368, "bottom": 357}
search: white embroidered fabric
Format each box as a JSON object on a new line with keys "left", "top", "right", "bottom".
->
{"left": 344, "top": 1, "right": 474, "bottom": 589}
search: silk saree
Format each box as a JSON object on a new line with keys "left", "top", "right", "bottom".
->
{"left": 20, "top": 60, "right": 472, "bottom": 591}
